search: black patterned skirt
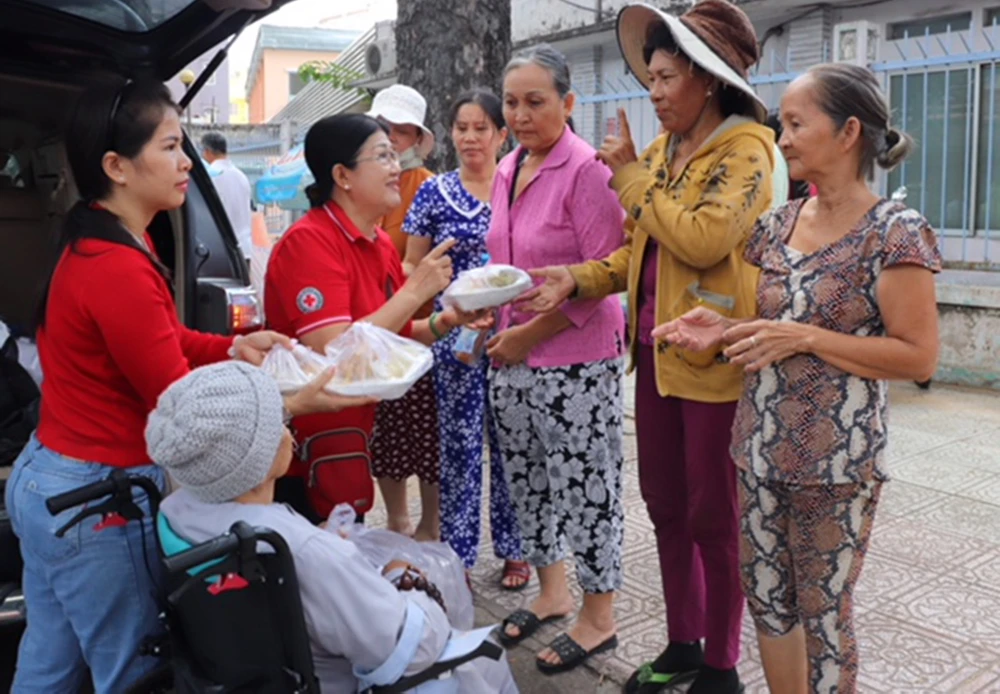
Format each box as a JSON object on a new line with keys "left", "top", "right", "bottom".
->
{"left": 370, "top": 372, "right": 441, "bottom": 484}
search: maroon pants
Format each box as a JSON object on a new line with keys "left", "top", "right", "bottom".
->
{"left": 635, "top": 345, "right": 744, "bottom": 670}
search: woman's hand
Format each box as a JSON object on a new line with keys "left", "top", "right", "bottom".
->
{"left": 651, "top": 307, "right": 729, "bottom": 352}
{"left": 284, "top": 367, "right": 379, "bottom": 416}
{"left": 517, "top": 266, "right": 577, "bottom": 314}
{"left": 438, "top": 306, "right": 495, "bottom": 332}
{"left": 723, "top": 320, "right": 814, "bottom": 373}
{"left": 486, "top": 326, "right": 535, "bottom": 366}
{"left": 402, "top": 238, "right": 456, "bottom": 304}
{"left": 595, "top": 108, "right": 638, "bottom": 174}
{"left": 230, "top": 330, "right": 293, "bottom": 366}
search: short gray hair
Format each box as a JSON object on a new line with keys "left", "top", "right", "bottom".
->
{"left": 805, "top": 63, "right": 913, "bottom": 179}
{"left": 504, "top": 43, "right": 572, "bottom": 97}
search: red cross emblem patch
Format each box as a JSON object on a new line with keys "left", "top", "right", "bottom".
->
{"left": 296, "top": 287, "right": 324, "bottom": 313}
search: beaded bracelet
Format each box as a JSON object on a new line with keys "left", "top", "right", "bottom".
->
{"left": 391, "top": 567, "right": 447, "bottom": 613}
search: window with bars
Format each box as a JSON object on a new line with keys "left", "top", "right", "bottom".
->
{"left": 887, "top": 62, "right": 1000, "bottom": 234}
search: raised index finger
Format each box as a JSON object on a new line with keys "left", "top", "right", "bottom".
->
{"left": 427, "top": 238, "right": 457, "bottom": 259}
{"left": 617, "top": 108, "right": 633, "bottom": 142}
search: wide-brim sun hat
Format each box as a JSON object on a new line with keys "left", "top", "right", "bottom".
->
{"left": 616, "top": 1, "right": 768, "bottom": 123}
{"left": 366, "top": 84, "right": 436, "bottom": 159}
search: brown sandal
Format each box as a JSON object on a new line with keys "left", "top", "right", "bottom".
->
{"left": 500, "top": 560, "right": 531, "bottom": 591}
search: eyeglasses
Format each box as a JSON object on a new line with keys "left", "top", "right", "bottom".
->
{"left": 353, "top": 149, "right": 400, "bottom": 168}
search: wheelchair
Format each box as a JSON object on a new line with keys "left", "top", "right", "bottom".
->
{"left": 44, "top": 469, "right": 503, "bottom": 693}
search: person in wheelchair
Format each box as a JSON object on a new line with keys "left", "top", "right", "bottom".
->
{"left": 148, "top": 362, "right": 518, "bottom": 693}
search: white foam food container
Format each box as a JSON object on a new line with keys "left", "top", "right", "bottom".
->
{"left": 442, "top": 265, "right": 533, "bottom": 312}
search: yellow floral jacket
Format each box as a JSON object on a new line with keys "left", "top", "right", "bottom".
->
{"left": 569, "top": 116, "right": 775, "bottom": 403}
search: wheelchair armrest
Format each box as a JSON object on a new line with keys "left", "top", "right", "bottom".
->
{"left": 368, "top": 640, "right": 502, "bottom": 694}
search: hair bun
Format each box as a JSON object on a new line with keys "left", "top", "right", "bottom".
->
{"left": 876, "top": 126, "right": 913, "bottom": 172}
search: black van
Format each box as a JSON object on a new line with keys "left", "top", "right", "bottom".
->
{"left": 0, "top": 0, "right": 299, "bottom": 680}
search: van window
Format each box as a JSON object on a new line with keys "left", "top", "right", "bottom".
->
{"left": 21, "top": 0, "right": 197, "bottom": 32}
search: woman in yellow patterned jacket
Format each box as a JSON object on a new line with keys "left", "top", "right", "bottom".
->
{"left": 521, "top": 2, "right": 773, "bottom": 692}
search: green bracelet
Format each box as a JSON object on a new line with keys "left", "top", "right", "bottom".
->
{"left": 428, "top": 312, "right": 445, "bottom": 341}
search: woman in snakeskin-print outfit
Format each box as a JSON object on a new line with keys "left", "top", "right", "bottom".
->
{"left": 656, "top": 64, "right": 942, "bottom": 693}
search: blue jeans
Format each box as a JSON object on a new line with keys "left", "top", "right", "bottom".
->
{"left": 5, "top": 435, "right": 166, "bottom": 693}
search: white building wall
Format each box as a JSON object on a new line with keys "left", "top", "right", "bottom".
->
{"left": 512, "top": 0, "right": 630, "bottom": 43}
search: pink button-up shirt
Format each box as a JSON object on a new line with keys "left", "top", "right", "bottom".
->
{"left": 487, "top": 127, "right": 626, "bottom": 368}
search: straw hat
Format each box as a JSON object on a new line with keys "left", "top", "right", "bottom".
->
{"left": 366, "top": 84, "right": 436, "bottom": 159}
{"left": 616, "top": 1, "right": 768, "bottom": 123}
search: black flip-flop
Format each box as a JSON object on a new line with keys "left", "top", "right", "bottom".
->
{"left": 536, "top": 632, "right": 619, "bottom": 675}
{"left": 497, "top": 608, "right": 564, "bottom": 647}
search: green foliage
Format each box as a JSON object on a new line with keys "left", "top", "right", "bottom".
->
{"left": 297, "top": 61, "right": 370, "bottom": 104}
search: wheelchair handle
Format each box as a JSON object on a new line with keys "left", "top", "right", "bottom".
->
{"left": 45, "top": 472, "right": 163, "bottom": 516}
{"left": 163, "top": 524, "right": 290, "bottom": 575}
{"left": 46, "top": 478, "right": 117, "bottom": 515}
{"left": 163, "top": 533, "right": 240, "bottom": 574}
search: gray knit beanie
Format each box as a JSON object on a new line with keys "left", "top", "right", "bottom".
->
{"left": 146, "top": 361, "right": 286, "bottom": 504}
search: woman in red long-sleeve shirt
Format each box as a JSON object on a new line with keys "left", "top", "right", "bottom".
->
{"left": 4, "top": 79, "right": 362, "bottom": 694}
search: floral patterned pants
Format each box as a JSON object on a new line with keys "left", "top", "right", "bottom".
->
{"left": 738, "top": 468, "right": 882, "bottom": 694}
{"left": 489, "top": 358, "right": 625, "bottom": 594}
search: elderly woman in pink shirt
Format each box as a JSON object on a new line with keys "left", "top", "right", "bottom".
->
{"left": 486, "top": 44, "right": 627, "bottom": 675}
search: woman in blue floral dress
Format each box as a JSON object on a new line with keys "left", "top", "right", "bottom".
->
{"left": 403, "top": 89, "right": 528, "bottom": 589}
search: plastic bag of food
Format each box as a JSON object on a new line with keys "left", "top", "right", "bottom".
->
{"left": 323, "top": 322, "right": 432, "bottom": 400}
{"left": 260, "top": 344, "right": 310, "bottom": 394}
{"left": 326, "top": 503, "right": 474, "bottom": 630}
{"left": 442, "top": 264, "right": 533, "bottom": 312}
{"left": 261, "top": 344, "right": 335, "bottom": 394}
{"left": 291, "top": 344, "right": 332, "bottom": 380}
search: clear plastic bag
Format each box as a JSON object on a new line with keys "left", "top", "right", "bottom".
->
{"left": 452, "top": 327, "right": 488, "bottom": 366}
{"left": 260, "top": 344, "right": 334, "bottom": 394}
{"left": 326, "top": 504, "right": 474, "bottom": 630}
{"left": 442, "top": 265, "right": 533, "bottom": 312}
{"left": 260, "top": 344, "right": 310, "bottom": 394}
{"left": 323, "top": 322, "right": 432, "bottom": 400}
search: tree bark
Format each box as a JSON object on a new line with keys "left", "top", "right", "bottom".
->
{"left": 396, "top": 0, "right": 511, "bottom": 172}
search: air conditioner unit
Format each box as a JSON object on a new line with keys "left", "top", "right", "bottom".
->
{"left": 365, "top": 20, "right": 397, "bottom": 79}
{"left": 833, "top": 21, "right": 879, "bottom": 67}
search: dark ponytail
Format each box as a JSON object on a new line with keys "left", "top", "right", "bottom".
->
{"left": 34, "top": 78, "right": 178, "bottom": 330}
{"left": 304, "top": 114, "right": 389, "bottom": 208}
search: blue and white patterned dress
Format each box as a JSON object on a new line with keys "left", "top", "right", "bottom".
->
{"left": 404, "top": 170, "right": 522, "bottom": 568}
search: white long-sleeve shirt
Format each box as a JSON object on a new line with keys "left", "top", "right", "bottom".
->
{"left": 160, "top": 489, "right": 516, "bottom": 693}
{"left": 209, "top": 158, "right": 253, "bottom": 260}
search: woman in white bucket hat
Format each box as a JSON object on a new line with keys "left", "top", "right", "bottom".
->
{"left": 367, "top": 83, "right": 437, "bottom": 161}
{"left": 520, "top": 2, "right": 775, "bottom": 692}
{"left": 366, "top": 84, "right": 444, "bottom": 544}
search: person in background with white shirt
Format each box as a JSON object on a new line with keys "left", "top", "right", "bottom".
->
{"left": 202, "top": 133, "right": 253, "bottom": 262}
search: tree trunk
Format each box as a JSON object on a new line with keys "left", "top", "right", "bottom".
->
{"left": 396, "top": 0, "right": 511, "bottom": 172}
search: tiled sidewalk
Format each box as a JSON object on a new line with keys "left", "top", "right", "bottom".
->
{"left": 374, "top": 379, "right": 1000, "bottom": 692}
